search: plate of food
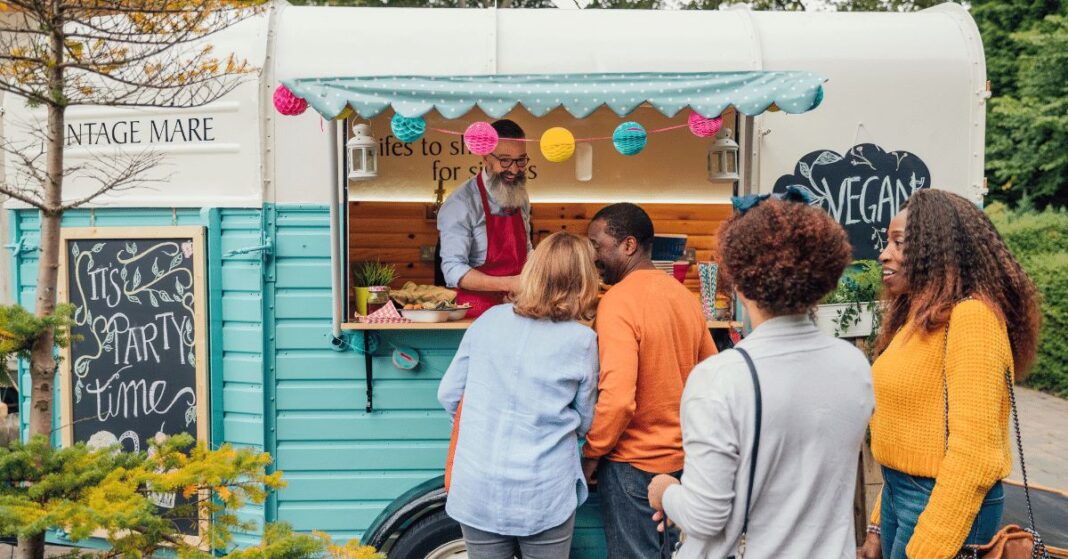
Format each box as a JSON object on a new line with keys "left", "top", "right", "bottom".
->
{"left": 399, "top": 301, "right": 472, "bottom": 322}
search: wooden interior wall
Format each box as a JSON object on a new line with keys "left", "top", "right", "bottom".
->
{"left": 348, "top": 201, "right": 730, "bottom": 293}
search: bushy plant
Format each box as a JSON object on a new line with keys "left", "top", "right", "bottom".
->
{"left": 987, "top": 203, "right": 1068, "bottom": 397}
{"left": 821, "top": 260, "right": 883, "bottom": 340}
{"left": 351, "top": 261, "right": 397, "bottom": 288}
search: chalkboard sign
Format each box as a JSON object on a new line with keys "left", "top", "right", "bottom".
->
{"left": 59, "top": 227, "right": 208, "bottom": 538}
{"left": 772, "top": 143, "right": 931, "bottom": 261}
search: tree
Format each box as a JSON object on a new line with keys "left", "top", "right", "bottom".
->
{"left": 0, "top": 2, "right": 265, "bottom": 557}
{"left": 986, "top": 13, "right": 1068, "bottom": 209}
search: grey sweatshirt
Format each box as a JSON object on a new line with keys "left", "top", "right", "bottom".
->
{"left": 662, "top": 314, "right": 874, "bottom": 559}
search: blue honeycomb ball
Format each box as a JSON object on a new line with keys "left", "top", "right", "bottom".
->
{"left": 612, "top": 122, "right": 647, "bottom": 156}
{"left": 391, "top": 114, "right": 426, "bottom": 143}
{"left": 810, "top": 86, "right": 824, "bottom": 111}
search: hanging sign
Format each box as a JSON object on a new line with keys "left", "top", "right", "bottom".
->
{"left": 772, "top": 143, "right": 931, "bottom": 260}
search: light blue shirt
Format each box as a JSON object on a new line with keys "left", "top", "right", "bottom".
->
{"left": 436, "top": 172, "right": 532, "bottom": 288}
{"left": 438, "top": 304, "right": 599, "bottom": 536}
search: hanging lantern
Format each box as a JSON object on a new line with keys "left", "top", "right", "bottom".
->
{"left": 347, "top": 123, "right": 378, "bottom": 181}
{"left": 707, "top": 127, "right": 739, "bottom": 182}
{"left": 540, "top": 127, "right": 576, "bottom": 163}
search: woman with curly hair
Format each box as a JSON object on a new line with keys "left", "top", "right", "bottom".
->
{"left": 646, "top": 195, "right": 874, "bottom": 558}
{"left": 859, "top": 190, "right": 1042, "bottom": 559}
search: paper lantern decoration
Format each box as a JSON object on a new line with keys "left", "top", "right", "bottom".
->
{"left": 612, "top": 122, "right": 647, "bottom": 156}
{"left": 391, "top": 114, "right": 426, "bottom": 143}
{"left": 540, "top": 127, "right": 576, "bottom": 163}
{"left": 335, "top": 106, "right": 355, "bottom": 121}
{"left": 810, "top": 86, "right": 824, "bottom": 110}
{"left": 463, "top": 121, "right": 498, "bottom": 156}
{"left": 687, "top": 111, "right": 722, "bottom": 138}
{"left": 273, "top": 84, "right": 307, "bottom": 116}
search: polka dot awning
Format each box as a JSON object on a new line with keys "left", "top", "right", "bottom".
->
{"left": 281, "top": 71, "right": 827, "bottom": 120}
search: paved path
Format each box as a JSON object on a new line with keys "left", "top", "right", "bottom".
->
{"left": 1010, "top": 386, "right": 1068, "bottom": 493}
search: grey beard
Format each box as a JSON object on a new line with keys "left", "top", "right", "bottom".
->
{"left": 485, "top": 170, "right": 529, "bottom": 210}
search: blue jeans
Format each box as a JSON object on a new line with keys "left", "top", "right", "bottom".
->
{"left": 460, "top": 514, "right": 575, "bottom": 559}
{"left": 880, "top": 467, "right": 1004, "bottom": 559}
{"left": 597, "top": 460, "right": 681, "bottom": 559}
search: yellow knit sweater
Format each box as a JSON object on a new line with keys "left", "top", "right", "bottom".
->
{"left": 869, "top": 299, "right": 1013, "bottom": 559}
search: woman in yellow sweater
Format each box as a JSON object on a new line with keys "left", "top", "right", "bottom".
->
{"left": 859, "top": 190, "right": 1041, "bottom": 559}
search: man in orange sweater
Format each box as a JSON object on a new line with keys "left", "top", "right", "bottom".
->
{"left": 583, "top": 203, "right": 717, "bottom": 558}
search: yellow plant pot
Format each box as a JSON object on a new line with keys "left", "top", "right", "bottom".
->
{"left": 354, "top": 287, "right": 370, "bottom": 316}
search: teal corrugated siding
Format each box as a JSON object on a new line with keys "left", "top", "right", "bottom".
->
{"left": 10, "top": 207, "right": 267, "bottom": 549}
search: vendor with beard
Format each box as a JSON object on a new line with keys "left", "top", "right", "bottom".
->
{"left": 437, "top": 119, "right": 533, "bottom": 318}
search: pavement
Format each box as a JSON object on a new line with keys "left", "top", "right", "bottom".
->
{"left": 1009, "top": 386, "right": 1068, "bottom": 493}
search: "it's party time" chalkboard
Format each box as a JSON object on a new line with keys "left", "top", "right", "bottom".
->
{"left": 59, "top": 227, "right": 208, "bottom": 537}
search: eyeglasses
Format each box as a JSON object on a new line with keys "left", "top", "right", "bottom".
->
{"left": 489, "top": 154, "right": 530, "bottom": 169}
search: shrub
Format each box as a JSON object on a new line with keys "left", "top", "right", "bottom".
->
{"left": 987, "top": 204, "right": 1068, "bottom": 397}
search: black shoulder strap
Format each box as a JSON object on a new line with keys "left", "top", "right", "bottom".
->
{"left": 734, "top": 347, "right": 762, "bottom": 554}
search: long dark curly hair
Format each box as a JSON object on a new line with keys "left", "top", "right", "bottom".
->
{"left": 874, "top": 189, "right": 1041, "bottom": 377}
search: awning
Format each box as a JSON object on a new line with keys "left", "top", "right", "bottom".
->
{"left": 282, "top": 71, "right": 827, "bottom": 121}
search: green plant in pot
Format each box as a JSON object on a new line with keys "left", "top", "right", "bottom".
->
{"left": 352, "top": 260, "right": 397, "bottom": 316}
{"left": 817, "top": 259, "right": 884, "bottom": 341}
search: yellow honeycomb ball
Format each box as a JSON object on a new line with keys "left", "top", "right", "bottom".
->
{"left": 335, "top": 105, "right": 355, "bottom": 120}
{"left": 540, "top": 127, "right": 576, "bottom": 163}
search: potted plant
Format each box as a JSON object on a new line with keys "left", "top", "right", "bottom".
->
{"left": 815, "top": 260, "right": 883, "bottom": 339}
{"left": 352, "top": 260, "right": 397, "bottom": 316}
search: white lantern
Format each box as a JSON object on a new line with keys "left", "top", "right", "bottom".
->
{"left": 707, "top": 127, "right": 739, "bottom": 182}
{"left": 347, "top": 123, "right": 378, "bottom": 181}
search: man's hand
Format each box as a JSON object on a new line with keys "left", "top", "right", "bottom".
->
{"left": 582, "top": 458, "right": 599, "bottom": 486}
{"left": 457, "top": 270, "right": 520, "bottom": 295}
{"left": 647, "top": 474, "right": 680, "bottom": 512}
{"left": 651, "top": 510, "right": 675, "bottom": 533}
{"left": 857, "top": 532, "right": 881, "bottom": 559}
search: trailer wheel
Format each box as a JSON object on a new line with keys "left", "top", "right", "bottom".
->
{"left": 389, "top": 509, "right": 467, "bottom": 558}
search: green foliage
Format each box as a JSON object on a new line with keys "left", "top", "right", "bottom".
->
{"left": 822, "top": 260, "right": 884, "bottom": 344}
{"left": 352, "top": 260, "right": 397, "bottom": 287}
{"left": 0, "top": 434, "right": 384, "bottom": 557}
{"left": 0, "top": 303, "right": 74, "bottom": 387}
{"left": 988, "top": 203, "right": 1068, "bottom": 397}
{"left": 977, "top": 1, "right": 1068, "bottom": 209}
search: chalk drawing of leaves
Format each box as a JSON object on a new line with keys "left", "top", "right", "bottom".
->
{"left": 159, "top": 291, "right": 172, "bottom": 303}
{"left": 104, "top": 330, "right": 116, "bottom": 345}
{"left": 151, "top": 258, "right": 160, "bottom": 278}
{"left": 799, "top": 161, "right": 812, "bottom": 180}
{"left": 175, "top": 278, "right": 184, "bottom": 295}
{"left": 128, "top": 295, "right": 141, "bottom": 304}
{"left": 185, "top": 321, "right": 193, "bottom": 336}
{"left": 91, "top": 243, "right": 105, "bottom": 253}
{"left": 149, "top": 292, "right": 159, "bottom": 307}
{"left": 170, "top": 254, "right": 182, "bottom": 271}
{"left": 133, "top": 268, "right": 142, "bottom": 288}
{"left": 130, "top": 242, "right": 138, "bottom": 255}
{"left": 75, "top": 378, "right": 83, "bottom": 404}
{"left": 121, "top": 267, "right": 127, "bottom": 281}
{"left": 86, "top": 253, "right": 94, "bottom": 270}
{"left": 187, "top": 351, "right": 196, "bottom": 367}
{"left": 71, "top": 244, "right": 80, "bottom": 258}
{"left": 181, "top": 241, "right": 193, "bottom": 258}
{"left": 125, "top": 242, "right": 135, "bottom": 255}
{"left": 812, "top": 151, "right": 844, "bottom": 167}
{"left": 75, "top": 359, "right": 88, "bottom": 375}
{"left": 185, "top": 405, "right": 196, "bottom": 428}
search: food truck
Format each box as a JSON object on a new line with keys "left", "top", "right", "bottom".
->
{"left": 5, "top": 2, "right": 989, "bottom": 556}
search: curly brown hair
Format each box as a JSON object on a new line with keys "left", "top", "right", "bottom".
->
{"left": 875, "top": 189, "right": 1041, "bottom": 377}
{"left": 718, "top": 199, "right": 852, "bottom": 315}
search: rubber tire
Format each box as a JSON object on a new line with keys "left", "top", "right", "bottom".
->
{"left": 388, "top": 509, "right": 465, "bottom": 558}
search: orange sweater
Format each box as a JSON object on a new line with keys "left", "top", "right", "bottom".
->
{"left": 869, "top": 299, "right": 1013, "bottom": 559}
{"left": 582, "top": 269, "right": 717, "bottom": 473}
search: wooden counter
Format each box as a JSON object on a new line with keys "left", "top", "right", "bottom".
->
{"left": 340, "top": 320, "right": 741, "bottom": 331}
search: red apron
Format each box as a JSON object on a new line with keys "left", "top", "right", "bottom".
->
{"left": 453, "top": 173, "right": 528, "bottom": 319}
{"left": 445, "top": 174, "right": 527, "bottom": 492}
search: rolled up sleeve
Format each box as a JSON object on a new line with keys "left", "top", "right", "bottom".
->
{"left": 437, "top": 194, "right": 475, "bottom": 288}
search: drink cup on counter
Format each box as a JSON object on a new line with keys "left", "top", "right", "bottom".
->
{"left": 672, "top": 261, "right": 690, "bottom": 283}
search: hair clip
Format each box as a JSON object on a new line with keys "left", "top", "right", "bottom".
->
{"left": 730, "top": 185, "right": 815, "bottom": 215}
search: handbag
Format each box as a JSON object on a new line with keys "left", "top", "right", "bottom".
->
{"left": 940, "top": 320, "right": 1050, "bottom": 559}
{"left": 660, "top": 346, "right": 762, "bottom": 559}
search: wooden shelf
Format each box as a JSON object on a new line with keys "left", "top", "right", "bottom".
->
{"left": 340, "top": 320, "right": 740, "bottom": 331}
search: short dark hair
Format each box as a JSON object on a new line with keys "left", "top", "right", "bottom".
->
{"left": 591, "top": 203, "right": 655, "bottom": 251}
{"left": 492, "top": 119, "right": 525, "bottom": 140}
{"left": 718, "top": 199, "right": 851, "bottom": 315}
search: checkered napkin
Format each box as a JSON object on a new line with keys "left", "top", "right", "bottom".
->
{"left": 356, "top": 301, "right": 411, "bottom": 323}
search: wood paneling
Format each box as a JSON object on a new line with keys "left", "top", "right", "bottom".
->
{"left": 347, "top": 201, "right": 729, "bottom": 292}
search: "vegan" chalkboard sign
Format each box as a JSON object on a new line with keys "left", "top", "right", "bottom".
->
{"left": 772, "top": 143, "right": 931, "bottom": 261}
{"left": 59, "top": 227, "right": 208, "bottom": 537}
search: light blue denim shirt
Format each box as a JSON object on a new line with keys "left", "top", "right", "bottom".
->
{"left": 436, "top": 172, "right": 533, "bottom": 288}
{"left": 438, "top": 304, "right": 598, "bottom": 536}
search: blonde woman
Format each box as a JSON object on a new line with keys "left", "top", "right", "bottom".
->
{"left": 438, "top": 231, "right": 601, "bottom": 559}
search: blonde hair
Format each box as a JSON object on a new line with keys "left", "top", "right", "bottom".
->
{"left": 513, "top": 231, "right": 599, "bottom": 322}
